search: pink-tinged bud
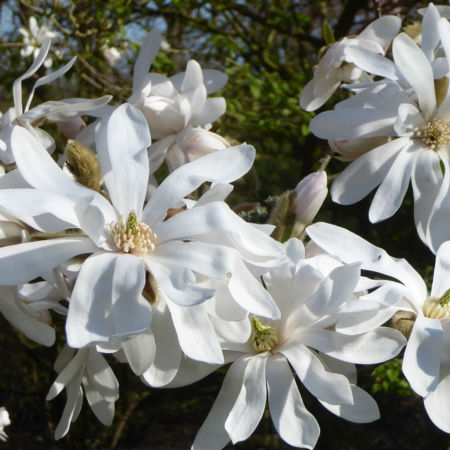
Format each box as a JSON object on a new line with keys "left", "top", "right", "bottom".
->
{"left": 292, "top": 171, "right": 328, "bottom": 238}
{"left": 182, "top": 128, "right": 231, "bottom": 162}
{"left": 56, "top": 117, "right": 86, "bottom": 141}
{"left": 329, "top": 137, "right": 387, "bottom": 161}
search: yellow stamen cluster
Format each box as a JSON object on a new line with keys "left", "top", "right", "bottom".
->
{"left": 423, "top": 289, "right": 450, "bottom": 320}
{"left": 415, "top": 119, "right": 450, "bottom": 150}
{"left": 110, "top": 211, "right": 157, "bottom": 256}
{"left": 251, "top": 316, "right": 278, "bottom": 352}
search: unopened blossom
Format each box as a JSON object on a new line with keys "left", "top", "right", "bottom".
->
{"left": 291, "top": 171, "right": 328, "bottom": 239}
{"left": 165, "top": 239, "right": 405, "bottom": 449}
{"left": 57, "top": 117, "right": 86, "bottom": 141}
{"left": 47, "top": 345, "right": 119, "bottom": 439}
{"left": 310, "top": 21, "right": 450, "bottom": 247}
{"left": 0, "top": 408, "right": 10, "bottom": 442}
{"left": 307, "top": 222, "right": 450, "bottom": 433}
{"left": 300, "top": 16, "right": 401, "bottom": 111}
{"left": 19, "top": 16, "right": 61, "bottom": 68}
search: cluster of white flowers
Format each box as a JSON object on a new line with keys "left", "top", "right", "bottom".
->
{"left": 3, "top": 6, "right": 450, "bottom": 447}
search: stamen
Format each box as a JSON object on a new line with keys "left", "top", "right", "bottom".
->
{"left": 423, "top": 289, "right": 450, "bottom": 320}
{"left": 251, "top": 316, "right": 278, "bottom": 352}
{"left": 110, "top": 211, "right": 157, "bottom": 256}
{"left": 415, "top": 119, "right": 450, "bottom": 150}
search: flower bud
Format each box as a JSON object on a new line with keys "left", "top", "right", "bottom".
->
{"left": 57, "top": 117, "right": 86, "bottom": 141}
{"left": 329, "top": 137, "right": 387, "bottom": 161}
{"left": 292, "top": 171, "right": 328, "bottom": 239}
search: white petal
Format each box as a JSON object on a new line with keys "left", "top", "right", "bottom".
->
{"left": 344, "top": 46, "right": 398, "bottom": 80}
{"left": 192, "top": 355, "right": 250, "bottom": 450}
{"left": 403, "top": 314, "right": 443, "bottom": 397}
{"left": 142, "top": 298, "right": 181, "bottom": 387}
{"left": 97, "top": 104, "right": 151, "bottom": 216}
{"left": 310, "top": 108, "right": 396, "bottom": 140}
{"left": 82, "top": 374, "right": 114, "bottom": 426}
{"left": 358, "top": 16, "right": 401, "bottom": 48}
{"left": 292, "top": 327, "right": 406, "bottom": 364}
{"left": 0, "top": 237, "right": 97, "bottom": 285}
{"left": 167, "top": 300, "right": 224, "bottom": 364}
{"left": 432, "top": 241, "right": 450, "bottom": 297}
{"left": 319, "top": 385, "right": 380, "bottom": 423}
{"left": 279, "top": 341, "right": 353, "bottom": 405}
{"left": 192, "top": 97, "right": 226, "bottom": 126}
{"left": 112, "top": 253, "right": 151, "bottom": 339}
{"left": 393, "top": 33, "right": 436, "bottom": 121}
{"left": 121, "top": 327, "right": 155, "bottom": 375}
{"left": 133, "top": 28, "right": 162, "bottom": 93}
{"left": 66, "top": 251, "right": 118, "bottom": 348}
{"left": 142, "top": 144, "right": 255, "bottom": 228}
{"left": 421, "top": 3, "right": 441, "bottom": 62}
{"left": 225, "top": 352, "right": 269, "bottom": 444}
{"left": 266, "top": 354, "right": 320, "bottom": 449}
{"left": 369, "top": 142, "right": 417, "bottom": 223}
{"left": 300, "top": 77, "right": 340, "bottom": 112}
{"left": 86, "top": 348, "right": 119, "bottom": 402}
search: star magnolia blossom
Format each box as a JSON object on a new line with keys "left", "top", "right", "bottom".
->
{"left": 307, "top": 222, "right": 450, "bottom": 433}
{"left": 163, "top": 239, "right": 405, "bottom": 449}
{"left": 310, "top": 23, "right": 450, "bottom": 248}
{"left": 0, "top": 104, "right": 282, "bottom": 371}
{"left": 46, "top": 345, "right": 119, "bottom": 439}
{"left": 0, "top": 407, "right": 10, "bottom": 442}
{"left": 299, "top": 16, "right": 401, "bottom": 111}
{"left": 19, "top": 16, "right": 61, "bottom": 68}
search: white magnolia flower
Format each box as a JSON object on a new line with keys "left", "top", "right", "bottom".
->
{"left": 164, "top": 239, "right": 405, "bottom": 449}
{"left": 47, "top": 345, "right": 119, "bottom": 439}
{"left": 307, "top": 222, "right": 450, "bottom": 433}
{"left": 19, "top": 16, "right": 61, "bottom": 68}
{"left": 0, "top": 407, "right": 11, "bottom": 442}
{"left": 0, "top": 40, "right": 111, "bottom": 164}
{"left": 0, "top": 104, "right": 282, "bottom": 370}
{"left": 299, "top": 16, "right": 401, "bottom": 111}
{"left": 310, "top": 24, "right": 450, "bottom": 246}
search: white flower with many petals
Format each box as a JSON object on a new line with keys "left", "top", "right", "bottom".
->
{"left": 164, "top": 239, "right": 405, "bottom": 449}
{"left": 0, "top": 104, "right": 282, "bottom": 371}
{"left": 300, "top": 16, "right": 401, "bottom": 111}
{"left": 46, "top": 345, "right": 119, "bottom": 439}
{"left": 310, "top": 23, "right": 450, "bottom": 247}
{"left": 307, "top": 222, "right": 450, "bottom": 433}
{"left": 19, "top": 16, "right": 61, "bottom": 68}
{"left": 0, "top": 407, "right": 10, "bottom": 442}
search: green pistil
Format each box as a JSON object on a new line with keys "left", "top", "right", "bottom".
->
{"left": 439, "top": 288, "right": 450, "bottom": 306}
{"left": 127, "top": 211, "right": 139, "bottom": 236}
{"left": 252, "top": 316, "right": 268, "bottom": 337}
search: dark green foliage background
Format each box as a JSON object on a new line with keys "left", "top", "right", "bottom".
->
{"left": 0, "top": 0, "right": 446, "bottom": 448}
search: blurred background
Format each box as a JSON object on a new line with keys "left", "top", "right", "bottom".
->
{"left": 0, "top": 0, "right": 446, "bottom": 448}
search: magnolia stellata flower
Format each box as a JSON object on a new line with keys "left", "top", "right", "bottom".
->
{"left": 307, "top": 222, "right": 450, "bottom": 433}
{"left": 310, "top": 23, "right": 450, "bottom": 248}
{"left": 1, "top": 104, "right": 282, "bottom": 373}
{"left": 46, "top": 345, "right": 119, "bottom": 439}
{"left": 165, "top": 239, "right": 405, "bottom": 449}
{"left": 299, "top": 16, "right": 401, "bottom": 111}
{"left": 19, "top": 16, "right": 61, "bottom": 68}
{"left": 0, "top": 407, "right": 10, "bottom": 442}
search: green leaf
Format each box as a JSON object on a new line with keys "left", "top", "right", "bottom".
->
{"left": 322, "top": 23, "right": 335, "bottom": 45}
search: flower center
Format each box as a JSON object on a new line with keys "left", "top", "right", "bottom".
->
{"left": 415, "top": 119, "right": 450, "bottom": 150}
{"left": 251, "top": 316, "right": 278, "bottom": 352}
{"left": 423, "top": 289, "right": 450, "bottom": 320}
{"left": 110, "top": 211, "right": 157, "bottom": 256}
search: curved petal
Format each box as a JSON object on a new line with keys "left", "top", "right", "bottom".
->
{"left": 66, "top": 251, "right": 118, "bottom": 348}
{"left": 393, "top": 33, "right": 436, "bottom": 121}
{"left": 192, "top": 97, "right": 226, "bottom": 126}
{"left": 299, "top": 78, "right": 339, "bottom": 112}
{"left": 121, "top": 327, "right": 155, "bottom": 375}
{"left": 225, "top": 352, "right": 269, "bottom": 444}
{"left": 112, "top": 253, "right": 151, "bottom": 339}
{"left": 421, "top": 3, "right": 441, "bottom": 62}
{"left": 86, "top": 348, "right": 119, "bottom": 402}
{"left": 369, "top": 141, "right": 417, "bottom": 223}
{"left": 319, "top": 385, "right": 380, "bottom": 423}
{"left": 344, "top": 46, "right": 398, "bottom": 80}
{"left": 142, "top": 144, "right": 255, "bottom": 227}
{"left": 97, "top": 104, "right": 151, "bottom": 216}
{"left": 358, "top": 16, "right": 401, "bottom": 48}
{"left": 279, "top": 341, "right": 353, "bottom": 405}
{"left": 292, "top": 327, "right": 406, "bottom": 364}
{"left": 403, "top": 314, "right": 443, "bottom": 397}
{"left": 266, "top": 354, "right": 320, "bottom": 449}
{"left": 192, "top": 355, "right": 250, "bottom": 450}
{"left": 432, "top": 241, "right": 450, "bottom": 297}
{"left": 0, "top": 237, "right": 97, "bottom": 285}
